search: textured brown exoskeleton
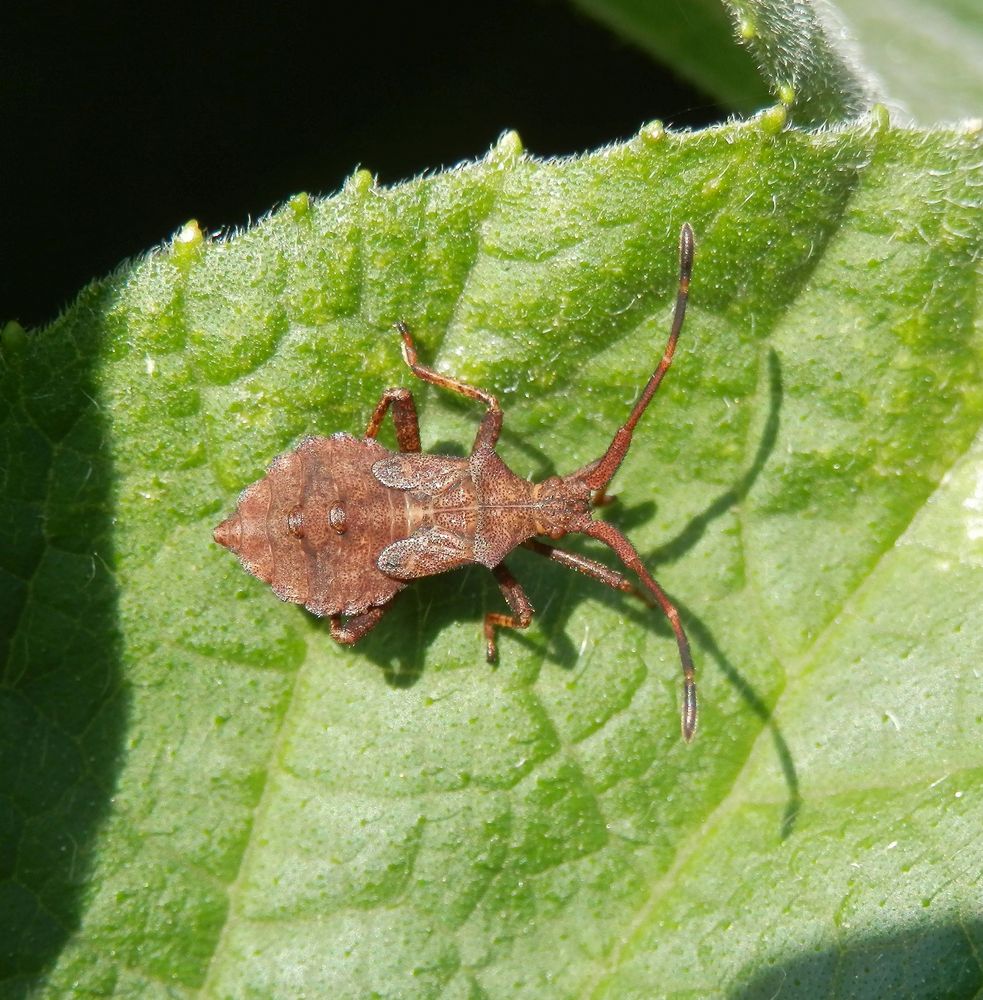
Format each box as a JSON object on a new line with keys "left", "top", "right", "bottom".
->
{"left": 215, "top": 224, "right": 699, "bottom": 739}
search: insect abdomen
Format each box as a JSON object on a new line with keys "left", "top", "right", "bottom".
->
{"left": 214, "top": 434, "right": 407, "bottom": 617}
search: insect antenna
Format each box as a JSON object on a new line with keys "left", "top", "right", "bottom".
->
{"left": 583, "top": 518, "right": 697, "bottom": 741}
{"left": 583, "top": 222, "right": 694, "bottom": 492}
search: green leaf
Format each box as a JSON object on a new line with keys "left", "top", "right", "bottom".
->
{"left": 3, "top": 110, "right": 982, "bottom": 997}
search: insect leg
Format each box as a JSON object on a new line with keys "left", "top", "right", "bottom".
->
{"left": 329, "top": 603, "right": 390, "bottom": 645}
{"left": 581, "top": 519, "right": 697, "bottom": 742}
{"left": 591, "top": 485, "right": 617, "bottom": 507}
{"left": 365, "top": 387, "right": 422, "bottom": 451}
{"left": 395, "top": 321, "right": 503, "bottom": 450}
{"left": 582, "top": 223, "right": 694, "bottom": 492}
{"left": 522, "top": 539, "right": 636, "bottom": 593}
{"left": 484, "top": 562, "right": 535, "bottom": 662}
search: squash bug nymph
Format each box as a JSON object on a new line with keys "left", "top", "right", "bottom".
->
{"left": 215, "top": 224, "right": 699, "bottom": 739}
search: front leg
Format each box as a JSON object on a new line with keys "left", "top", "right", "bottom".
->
{"left": 523, "top": 539, "right": 635, "bottom": 593}
{"left": 484, "top": 562, "right": 535, "bottom": 661}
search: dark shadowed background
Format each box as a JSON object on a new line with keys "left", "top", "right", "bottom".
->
{"left": 2, "top": 0, "right": 720, "bottom": 328}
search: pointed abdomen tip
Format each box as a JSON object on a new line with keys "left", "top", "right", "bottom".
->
{"left": 213, "top": 514, "right": 240, "bottom": 551}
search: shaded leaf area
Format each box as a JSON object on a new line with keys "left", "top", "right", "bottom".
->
{"left": 1, "top": 118, "right": 980, "bottom": 999}
{"left": 0, "top": 281, "right": 125, "bottom": 997}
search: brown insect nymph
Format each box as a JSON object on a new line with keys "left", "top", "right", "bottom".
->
{"left": 214, "top": 223, "right": 698, "bottom": 739}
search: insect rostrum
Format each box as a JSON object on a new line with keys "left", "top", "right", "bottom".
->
{"left": 215, "top": 224, "right": 698, "bottom": 740}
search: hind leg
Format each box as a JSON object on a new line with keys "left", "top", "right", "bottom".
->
{"left": 329, "top": 603, "right": 391, "bottom": 645}
{"left": 364, "top": 387, "right": 421, "bottom": 452}
{"left": 395, "top": 322, "right": 503, "bottom": 452}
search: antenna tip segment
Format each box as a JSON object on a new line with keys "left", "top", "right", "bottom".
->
{"left": 679, "top": 223, "right": 695, "bottom": 282}
{"left": 682, "top": 678, "right": 698, "bottom": 742}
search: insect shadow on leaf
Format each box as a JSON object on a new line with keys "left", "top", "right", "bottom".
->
{"left": 648, "top": 349, "right": 783, "bottom": 568}
{"left": 638, "top": 348, "right": 800, "bottom": 835}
